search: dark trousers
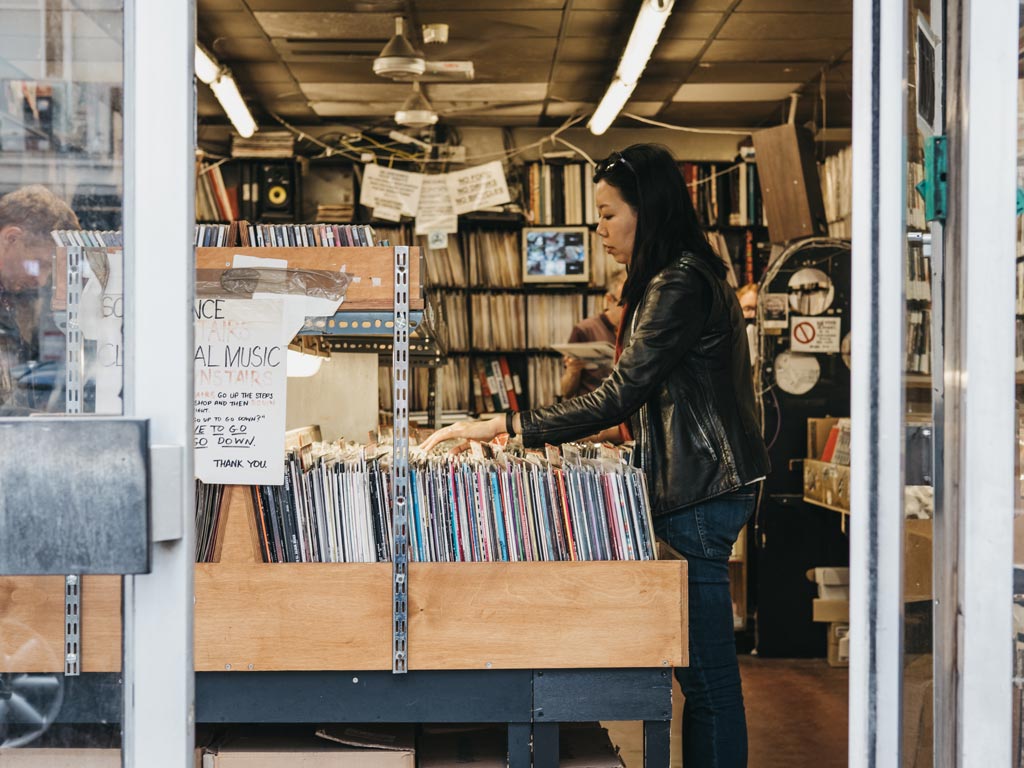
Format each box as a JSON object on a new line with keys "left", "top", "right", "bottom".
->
{"left": 654, "top": 487, "right": 757, "bottom": 768}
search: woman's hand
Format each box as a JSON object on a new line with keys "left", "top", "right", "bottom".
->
{"left": 418, "top": 415, "right": 506, "bottom": 453}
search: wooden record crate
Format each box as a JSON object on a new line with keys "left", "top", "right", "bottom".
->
{"left": 195, "top": 247, "right": 424, "bottom": 311}
{"left": 1, "top": 485, "right": 687, "bottom": 673}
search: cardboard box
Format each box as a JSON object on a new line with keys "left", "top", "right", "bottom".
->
{"left": 813, "top": 598, "right": 849, "bottom": 623}
{"left": 808, "top": 566, "right": 850, "bottom": 601}
{"left": 0, "top": 750, "right": 120, "bottom": 767}
{"left": 827, "top": 622, "right": 849, "bottom": 667}
{"left": 418, "top": 727, "right": 506, "bottom": 768}
{"left": 202, "top": 727, "right": 415, "bottom": 767}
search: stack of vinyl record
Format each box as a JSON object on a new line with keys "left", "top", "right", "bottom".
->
{"left": 247, "top": 442, "right": 656, "bottom": 564}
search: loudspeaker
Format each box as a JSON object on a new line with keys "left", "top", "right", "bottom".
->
{"left": 751, "top": 124, "right": 828, "bottom": 245}
{"left": 257, "top": 161, "right": 297, "bottom": 220}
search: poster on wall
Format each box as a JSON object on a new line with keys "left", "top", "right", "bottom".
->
{"left": 194, "top": 297, "right": 287, "bottom": 485}
{"left": 415, "top": 175, "right": 458, "bottom": 235}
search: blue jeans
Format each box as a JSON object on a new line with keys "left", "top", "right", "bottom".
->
{"left": 654, "top": 487, "right": 757, "bottom": 768}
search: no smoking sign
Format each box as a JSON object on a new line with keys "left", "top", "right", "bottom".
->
{"left": 790, "top": 316, "right": 841, "bottom": 353}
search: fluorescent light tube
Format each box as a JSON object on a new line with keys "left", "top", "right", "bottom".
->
{"left": 194, "top": 45, "right": 221, "bottom": 85}
{"left": 588, "top": 0, "right": 674, "bottom": 135}
{"left": 210, "top": 73, "right": 257, "bottom": 138}
{"left": 589, "top": 79, "right": 637, "bottom": 136}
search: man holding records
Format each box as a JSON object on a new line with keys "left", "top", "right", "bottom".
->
{"left": 559, "top": 271, "right": 626, "bottom": 399}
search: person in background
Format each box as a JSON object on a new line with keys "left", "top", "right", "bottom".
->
{"left": 736, "top": 282, "right": 758, "bottom": 365}
{"left": 560, "top": 270, "right": 627, "bottom": 399}
{"left": 422, "top": 144, "right": 769, "bottom": 768}
{"left": 0, "top": 185, "right": 78, "bottom": 412}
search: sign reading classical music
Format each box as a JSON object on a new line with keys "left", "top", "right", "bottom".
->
{"left": 194, "top": 297, "right": 287, "bottom": 485}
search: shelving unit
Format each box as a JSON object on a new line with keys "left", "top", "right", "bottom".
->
{"left": 0, "top": 243, "right": 689, "bottom": 766}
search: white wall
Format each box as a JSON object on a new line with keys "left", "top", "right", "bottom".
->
{"left": 286, "top": 352, "right": 379, "bottom": 443}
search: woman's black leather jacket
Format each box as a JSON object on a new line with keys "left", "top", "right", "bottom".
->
{"left": 520, "top": 252, "right": 770, "bottom": 515}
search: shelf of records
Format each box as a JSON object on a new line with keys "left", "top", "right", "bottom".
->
{"left": 379, "top": 354, "right": 564, "bottom": 422}
{"left": 195, "top": 440, "right": 657, "bottom": 567}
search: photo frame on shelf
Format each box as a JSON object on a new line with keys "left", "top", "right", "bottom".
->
{"left": 521, "top": 226, "right": 590, "bottom": 284}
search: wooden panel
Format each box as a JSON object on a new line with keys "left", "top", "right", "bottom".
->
{"left": 195, "top": 246, "right": 423, "bottom": 310}
{"left": 0, "top": 576, "right": 121, "bottom": 672}
{"left": 407, "top": 561, "right": 687, "bottom": 669}
{"left": 194, "top": 563, "right": 393, "bottom": 671}
{"left": 214, "top": 485, "right": 262, "bottom": 564}
{"left": 751, "top": 124, "right": 828, "bottom": 244}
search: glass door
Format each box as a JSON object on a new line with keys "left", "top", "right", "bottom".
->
{"left": 0, "top": 1, "right": 195, "bottom": 765}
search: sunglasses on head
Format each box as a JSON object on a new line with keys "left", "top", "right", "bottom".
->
{"left": 594, "top": 151, "right": 637, "bottom": 182}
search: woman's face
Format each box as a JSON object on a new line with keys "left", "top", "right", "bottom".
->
{"left": 595, "top": 180, "right": 637, "bottom": 266}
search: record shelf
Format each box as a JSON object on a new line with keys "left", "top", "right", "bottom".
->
{"left": 0, "top": 244, "right": 689, "bottom": 767}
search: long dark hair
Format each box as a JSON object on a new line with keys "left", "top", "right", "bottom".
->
{"left": 593, "top": 143, "right": 724, "bottom": 308}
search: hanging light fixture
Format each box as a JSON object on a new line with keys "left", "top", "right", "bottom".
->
{"left": 194, "top": 44, "right": 258, "bottom": 138}
{"left": 588, "top": 0, "right": 675, "bottom": 136}
{"left": 395, "top": 81, "right": 438, "bottom": 128}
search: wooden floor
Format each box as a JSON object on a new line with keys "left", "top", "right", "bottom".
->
{"left": 605, "top": 655, "right": 849, "bottom": 768}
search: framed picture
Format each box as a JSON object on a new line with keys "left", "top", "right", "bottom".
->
{"left": 522, "top": 226, "right": 590, "bottom": 284}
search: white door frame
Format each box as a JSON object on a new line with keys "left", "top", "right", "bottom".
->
{"left": 122, "top": 0, "right": 196, "bottom": 765}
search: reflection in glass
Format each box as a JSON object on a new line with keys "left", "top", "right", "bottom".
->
{"left": 0, "top": 0, "right": 125, "bottom": 755}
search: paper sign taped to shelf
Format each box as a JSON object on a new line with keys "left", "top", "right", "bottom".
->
{"left": 415, "top": 175, "right": 458, "bottom": 234}
{"left": 79, "top": 249, "right": 124, "bottom": 415}
{"left": 790, "top": 316, "right": 842, "bottom": 353}
{"left": 360, "top": 163, "right": 423, "bottom": 217}
{"left": 445, "top": 161, "right": 511, "bottom": 214}
{"left": 232, "top": 254, "right": 347, "bottom": 337}
{"left": 194, "top": 297, "right": 287, "bottom": 485}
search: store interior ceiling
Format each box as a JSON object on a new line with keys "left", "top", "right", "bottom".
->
{"left": 196, "top": 0, "right": 852, "bottom": 136}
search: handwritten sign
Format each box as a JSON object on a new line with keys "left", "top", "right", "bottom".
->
{"left": 79, "top": 250, "right": 124, "bottom": 414}
{"left": 194, "top": 297, "right": 287, "bottom": 485}
{"left": 360, "top": 163, "right": 424, "bottom": 218}
{"left": 415, "top": 175, "right": 458, "bottom": 235}
{"left": 445, "top": 161, "right": 511, "bottom": 215}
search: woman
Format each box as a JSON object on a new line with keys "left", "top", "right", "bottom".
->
{"left": 421, "top": 144, "right": 769, "bottom": 767}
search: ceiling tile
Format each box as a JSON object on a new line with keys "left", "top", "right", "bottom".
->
{"left": 284, "top": 61, "right": 378, "bottom": 82}
{"left": 651, "top": 38, "right": 705, "bottom": 61}
{"left": 662, "top": 12, "right": 723, "bottom": 39}
{"left": 643, "top": 59, "right": 694, "bottom": 80}
{"left": 633, "top": 79, "right": 680, "bottom": 101}
{"left": 198, "top": 11, "right": 266, "bottom": 39}
{"left": 551, "top": 61, "right": 608, "bottom": 81}
{"left": 545, "top": 100, "right": 596, "bottom": 117}
{"left": 702, "top": 38, "right": 850, "bottom": 62}
{"left": 247, "top": 0, "right": 404, "bottom": 9}
{"left": 416, "top": 0, "right": 565, "bottom": 9}
{"left": 428, "top": 82, "right": 548, "bottom": 101}
{"left": 253, "top": 12, "right": 396, "bottom": 40}
{"left": 655, "top": 100, "right": 782, "bottom": 128}
{"left": 673, "top": 81, "right": 804, "bottom": 102}
{"left": 736, "top": 0, "right": 851, "bottom": 11}
{"left": 548, "top": 81, "right": 605, "bottom": 101}
{"left": 687, "top": 61, "right": 822, "bottom": 82}
{"left": 447, "top": 114, "right": 539, "bottom": 126}
{"left": 415, "top": 10, "right": 564, "bottom": 38}
{"left": 717, "top": 12, "right": 851, "bottom": 40}
{"left": 559, "top": 37, "right": 615, "bottom": 62}
{"left": 230, "top": 62, "right": 297, "bottom": 84}
{"left": 209, "top": 37, "right": 278, "bottom": 61}
{"left": 302, "top": 82, "right": 412, "bottom": 100}
{"left": 197, "top": 0, "right": 248, "bottom": 10}
{"left": 440, "top": 103, "right": 544, "bottom": 117}
{"left": 310, "top": 101, "right": 404, "bottom": 117}
{"left": 565, "top": 11, "right": 623, "bottom": 38}
{"left": 618, "top": 101, "right": 664, "bottom": 117}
